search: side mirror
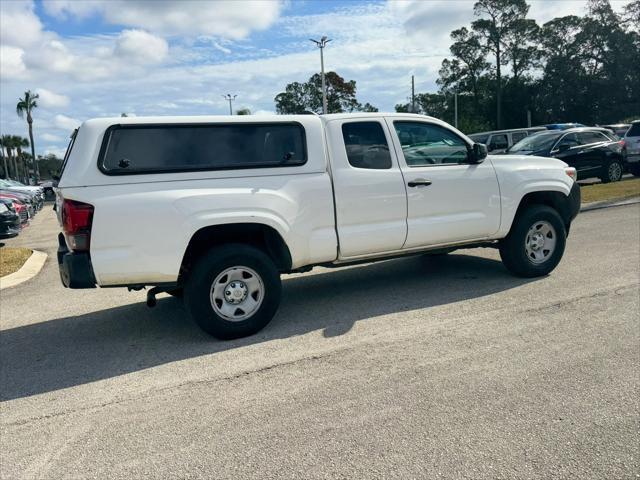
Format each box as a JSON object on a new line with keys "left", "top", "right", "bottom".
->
{"left": 558, "top": 144, "right": 570, "bottom": 152}
{"left": 469, "top": 143, "right": 487, "bottom": 164}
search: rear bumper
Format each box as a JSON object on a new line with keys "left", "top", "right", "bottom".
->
{"left": 57, "top": 233, "right": 96, "bottom": 288}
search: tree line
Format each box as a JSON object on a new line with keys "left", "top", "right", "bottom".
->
{"left": 275, "top": 0, "right": 639, "bottom": 134}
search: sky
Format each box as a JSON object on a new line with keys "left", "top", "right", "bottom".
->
{"left": 0, "top": 0, "right": 633, "bottom": 158}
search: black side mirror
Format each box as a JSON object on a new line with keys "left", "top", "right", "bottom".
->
{"left": 469, "top": 143, "right": 487, "bottom": 164}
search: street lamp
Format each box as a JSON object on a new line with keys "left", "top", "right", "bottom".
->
{"left": 222, "top": 94, "right": 237, "bottom": 115}
{"left": 310, "top": 36, "right": 331, "bottom": 114}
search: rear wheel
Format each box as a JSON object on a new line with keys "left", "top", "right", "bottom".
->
{"left": 184, "top": 244, "right": 281, "bottom": 339}
{"left": 600, "top": 159, "right": 624, "bottom": 183}
{"left": 499, "top": 205, "right": 566, "bottom": 278}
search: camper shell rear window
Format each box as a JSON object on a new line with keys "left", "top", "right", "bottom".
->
{"left": 99, "top": 122, "right": 307, "bottom": 175}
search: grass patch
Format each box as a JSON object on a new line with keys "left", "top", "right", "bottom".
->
{"left": 0, "top": 248, "right": 32, "bottom": 277}
{"left": 581, "top": 177, "right": 640, "bottom": 203}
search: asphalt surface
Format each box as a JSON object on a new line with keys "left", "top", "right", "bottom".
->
{"left": 1, "top": 204, "right": 639, "bottom": 479}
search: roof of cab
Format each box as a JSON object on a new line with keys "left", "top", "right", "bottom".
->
{"left": 81, "top": 112, "right": 438, "bottom": 129}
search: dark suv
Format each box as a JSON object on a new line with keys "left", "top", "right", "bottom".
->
{"left": 506, "top": 127, "right": 625, "bottom": 183}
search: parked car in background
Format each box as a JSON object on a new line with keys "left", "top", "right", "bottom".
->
{"left": 468, "top": 127, "right": 546, "bottom": 153}
{"left": 0, "top": 191, "right": 36, "bottom": 218}
{"left": 507, "top": 127, "right": 625, "bottom": 182}
{"left": 545, "top": 123, "right": 585, "bottom": 130}
{"left": 622, "top": 120, "right": 640, "bottom": 176}
{"left": 0, "top": 179, "right": 44, "bottom": 209}
{"left": 38, "top": 180, "right": 55, "bottom": 198}
{"left": 600, "top": 123, "right": 630, "bottom": 137}
{"left": 0, "top": 198, "right": 21, "bottom": 238}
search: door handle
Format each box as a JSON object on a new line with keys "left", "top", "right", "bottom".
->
{"left": 407, "top": 179, "right": 432, "bottom": 187}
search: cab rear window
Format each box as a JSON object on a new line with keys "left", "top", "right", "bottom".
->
{"left": 99, "top": 123, "right": 307, "bottom": 174}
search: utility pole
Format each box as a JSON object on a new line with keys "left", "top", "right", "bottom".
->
{"left": 527, "top": 109, "right": 532, "bottom": 127}
{"left": 411, "top": 75, "right": 416, "bottom": 113}
{"left": 454, "top": 92, "right": 458, "bottom": 129}
{"left": 222, "top": 94, "right": 236, "bottom": 115}
{"left": 310, "top": 36, "right": 331, "bottom": 114}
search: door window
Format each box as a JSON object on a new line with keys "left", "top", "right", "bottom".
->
{"left": 511, "top": 131, "right": 527, "bottom": 144}
{"left": 341, "top": 122, "right": 392, "bottom": 169}
{"left": 576, "top": 131, "right": 609, "bottom": 145}
{"left": 393, "top": 121, "right": 469, "bottom": 166}
{"left": 555, "top": 133, "right": 579, "bottom": 150}
{"left": 488, "top": 134, "right": 508, "bottom": 151}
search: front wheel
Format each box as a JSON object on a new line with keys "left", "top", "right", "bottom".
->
{"left": 184, "top": 244, "right": 282, "bottom": 339}
{"left": 600, "top": 159, "right": 624, "bottom": 183}
{"left": 499, "top": 205, "right": 567, "bottom": 278}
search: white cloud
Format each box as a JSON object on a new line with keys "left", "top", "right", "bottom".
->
{"left": 53, "top": 114, "right": 81, "bottom": 131}
{"left": 35, "top": 88, "right": 70, "bottom": 108}
{"left": 0, "top": 0, "right": 44, "bottom": 49}
{"left": 44, "top": 0, "right": 283, "bottom": 38}
{"left": 41, "top": 133, "right": 63, "bottom": 142}
{"left": 43, "top": 145, "right": 67, "bottom": 158}
{"left": 114, "top": 30, "right": 168, "bottom": 64}
{"left": 0, "top": 45, "right": 28, "bottom": 79}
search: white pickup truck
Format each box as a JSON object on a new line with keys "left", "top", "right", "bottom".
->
{"left": 56, "top": 113, "right": 580, "bottom": 339}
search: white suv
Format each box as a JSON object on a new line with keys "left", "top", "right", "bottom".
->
{"left": 56, "top": 113, "right": 580, "bottom": 339}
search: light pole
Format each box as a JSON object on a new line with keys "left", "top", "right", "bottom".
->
{"left": 310, "top": 36, "right": 331, "bottom": 114}
{"left": 222, "top": 94, "right": 236, "bottom": 115}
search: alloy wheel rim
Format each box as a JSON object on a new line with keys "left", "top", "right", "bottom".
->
{"left": 210, "top": 266, "right": 264, "bottom": 321}
{"left": 525, "top": 220, "right": 557, "bottom": 264}
{"left": 609, "top": 162, "right": 622, "bottom": 181}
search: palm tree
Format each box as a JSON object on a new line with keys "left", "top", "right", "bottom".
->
{"left": 14, "top": 136, "right": 29, "bottom": 183}
{"left": 16, "top": 90, "right": 39, "bottom": 180}
{"left": 1, "top": 135, "right": 17, "bottom": 180}
{"left": 0, "top": 136, "right": 9, "bottom": 179}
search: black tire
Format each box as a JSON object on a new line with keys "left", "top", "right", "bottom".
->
{"left": 600, "top": 159, "right": 624, "bottom": 183}
{"left": 629, "top": 164, "right": 640, "bottom": 177}
{"left": 499, "top": 205, "right": 566, "bottom": 278}
{"left": 184, "top": 244, "right": 281, "bottom": 339}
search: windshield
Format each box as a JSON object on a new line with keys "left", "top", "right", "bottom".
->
{"left": 509, "top": 132, "right": 562, "bottom": 152}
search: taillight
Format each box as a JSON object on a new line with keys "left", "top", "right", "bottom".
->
{"left": 565, "top": 167, "right": 578, "bottom": 183}
{"left": 62, "top": 199, "right": 94, "bottom": 251}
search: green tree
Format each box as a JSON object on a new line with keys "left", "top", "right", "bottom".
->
{"left": 472, "top": 0, "right": 530, "bottom": 128}
{"left": 37, "top": 153, "right": 63, "bottom": 180}
{"left": 0, "top": 136, "right": 9, "bottom": 179}
{"left": 13, "top": 136, "right": 29, "bottom": 183}
{"left": 441, "top": 27, "right": 490, "bottom": 106}
{"left": 503, "top": 18, "right": 540, "bottom": 81}
{"left": 236, "top": 107, "right": 252, "bottom": 115}
{"left": 16, "top": 90, "right": 39, "bottom": 180}
{"left": 275, "top": 72, "right": 377, "bottom": 114}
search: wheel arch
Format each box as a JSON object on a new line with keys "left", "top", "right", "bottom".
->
{"left": 178, "top": 223, "right": 293, "bottom": 285}
{"left": 512, "top": 190, "right": 575, "bottom": 233}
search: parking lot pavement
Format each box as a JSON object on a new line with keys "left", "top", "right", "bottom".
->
{"left": 1, "top": 205, "right": 638, "bottom": 479}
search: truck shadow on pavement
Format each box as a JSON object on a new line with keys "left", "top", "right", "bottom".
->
{"left": 1, "top": 253, "right": 538, "bottom": 401}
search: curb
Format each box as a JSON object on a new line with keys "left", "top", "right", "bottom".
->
{"left": 581, "top": 197, "right": 640, "bottom": 212}
{"left": 0, "top": 250, "right": 48, "bottom": 290}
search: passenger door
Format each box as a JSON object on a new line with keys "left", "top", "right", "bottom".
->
{"left": 326, "top": 119, "right": 408, "bottom": 258}
{"left": 387, "top": 119, "right": 501, "bottom": 248}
